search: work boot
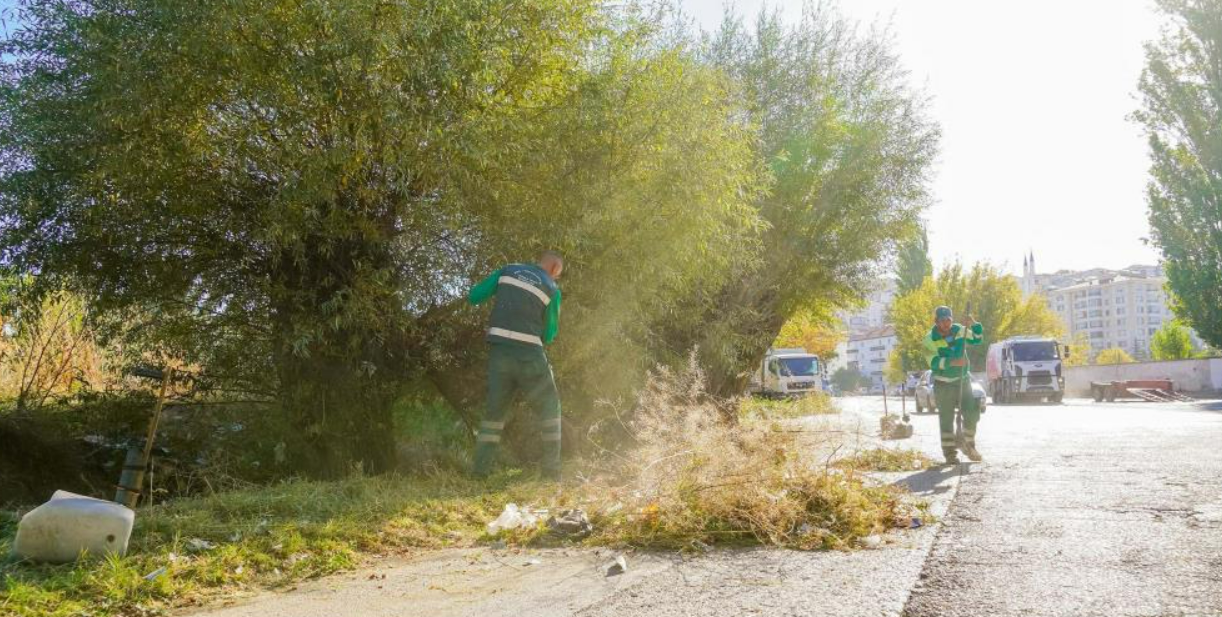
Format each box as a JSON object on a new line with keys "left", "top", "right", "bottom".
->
{"left": 941, "top": 448, "right": 960, "bottom": 465}
{"left": 962, "top": 441, "right": 983, "bottom": 462}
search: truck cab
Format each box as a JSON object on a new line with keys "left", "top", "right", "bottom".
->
{"left": 749, "top": 348, "right": 825, "bottom": 398}
{"left": 985, "top": 337, "right": 1067, "bottom": 404}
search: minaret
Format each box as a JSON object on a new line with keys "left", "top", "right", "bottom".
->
{"left": 1021, "top": 251, "right": 1035, "bottom": 296}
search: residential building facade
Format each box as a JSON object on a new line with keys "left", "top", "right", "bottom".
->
{"left": 843, "top": 325, "right": 897, "bottom": 390}
{"left": 1021, "top": 254, "right": 1192, "bottom": 360}
{"left": 840, "top": 279, "right": 897, "bottom": 335}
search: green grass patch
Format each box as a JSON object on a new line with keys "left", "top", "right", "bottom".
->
{"left": 0, "top": 471, "right": 556, "bottom": 617}
{"left": 834, "top": 448, "right": 935, "bottom": 472}
{"left": 738, "top": 393, "right": 838, "bottom": 420}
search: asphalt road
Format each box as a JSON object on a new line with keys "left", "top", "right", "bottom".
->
{"left": 902, "top": 397, "right": 1222, "bottom": 617}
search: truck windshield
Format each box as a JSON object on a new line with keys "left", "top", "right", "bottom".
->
{"left": 779, "top": 357, "right": 818, "bottom": 377}
{"left": 1012, "top": 342, "right": 1058, "bottom": 362}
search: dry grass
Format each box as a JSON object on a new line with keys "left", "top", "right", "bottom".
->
{"left": 576, "top": 358, "right": 914, "bottom": 550}
{"left": 0, "top": 359, "right": 923, "bottom": 616}
{"left": 834, "top": 447, "right": 935, "bottom": 472}
{"left": 737, "top": 392, "right": 838, "bottom": 420}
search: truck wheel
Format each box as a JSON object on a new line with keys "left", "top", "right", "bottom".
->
{"left": 1106, "top": 387, "right": 1116, "bottom": 403}
{"left": 1051, "top": 392, "right": 1064, "bottom": 404}
{"left": 1092, "top": 386, "right": 1103, "bottom": 402}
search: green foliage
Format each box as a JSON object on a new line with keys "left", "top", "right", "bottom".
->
{"left": 773, "top": 306, "right": 846, "bottom": 361}
{"left": 896, "top": 227, "right": 934, "bottom": 294}
{"left": 1137, "top": 0, "right": 1222, "bottom": 349}
{"left": 1151, "top": 319, "right": 1195, "bottom": 360}
{"left": 885, "top": 348, "right": 908, "bottom": 385}
{"left": 890, "top": 262, "right": 1067, "bottom": 371}
{"left": 831, "top": 366, "right": 872, "bottom": 392}
{"left": 739, "top": 393, "right": 837, "bottom": 420}
{"left": 1095, "top": 347, "right": 1136, "bottom": 365}
{"left": 1063, "top": 332, "right": 1093, "bottom": 367}
{"left": 0, "top": 0, "right": 940, "bottom": 477}
{"left": 0, "top": 0, "right": 765, "bottom": 475}
{"left": 662, "top": 5, "right": 939, "bottom": 395}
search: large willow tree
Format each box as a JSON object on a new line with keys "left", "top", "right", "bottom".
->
{"left": 0, "top": 0, "right": 764, "bottom": 475}
{"left": 666, "top": 7, "right": 940, "bottom": 395}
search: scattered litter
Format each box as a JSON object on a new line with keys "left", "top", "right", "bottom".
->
{"left": 185, "top": 538, "right": 216, "bottom": 553}
{"left": 690, "top": 540, "right": 712, "bottom": 553}
{"left": 605, "top": 554, "right": 628, "bottom": 577}
{"left": 486, "top": 504, "right": 540, "bottom": 534}
{"left": 546, "top": 509, "right": 593, "bottom": 539}
{"left": 524, "top": 559, "right": 542, "bottom": 566}
{"left": 910, "top": 517, "right": 923, "bottom": 529}
{"left": 143, "top": 566, "right": 168, "bottom": 581}
{"left": 234, "top": 565, "right": 244, "bottom": 575}
{"left": 861, "top": 535, "right": 883, "bottom": 548}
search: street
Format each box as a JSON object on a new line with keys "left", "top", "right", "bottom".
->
{"left": 186, "top": 396, "right": 1222, "bottom": 617}
{"left": 902, "top": 396, "right": 1222, "bottom": 617}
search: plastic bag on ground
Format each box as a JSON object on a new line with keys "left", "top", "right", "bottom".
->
{"left": 486, "top": 503, "right": 541, "bottom": 534}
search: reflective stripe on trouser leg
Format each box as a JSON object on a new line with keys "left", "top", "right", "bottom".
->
{"left": 476, "top": 349, "right": 516, "bottom": 476}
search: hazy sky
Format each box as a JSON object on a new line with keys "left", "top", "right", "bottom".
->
{"left": 681, "top": 0, "right": 1166, "bottom": 276}
{"left": 0, "top": 0, "right": 1166, "bottom": 276}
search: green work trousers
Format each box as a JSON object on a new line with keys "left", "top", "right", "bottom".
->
{"left": 473, "top": 344, "right": 562, "bottom": 479}
{"left": 933, "top": 379, "right": 980, "bottom": 455}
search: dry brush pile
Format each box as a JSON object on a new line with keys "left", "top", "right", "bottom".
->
{"left": 576, "top": 358, "right": 916, "bottom": 550}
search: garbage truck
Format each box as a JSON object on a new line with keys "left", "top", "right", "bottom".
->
{"left": 985, "top": 336, "right": 1069, "bottom": 404}
{"left": 748, "top": 348, "right": 826, "bottom": 398}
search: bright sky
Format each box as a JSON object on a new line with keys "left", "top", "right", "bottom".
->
{"left": 0, "top": 0, "right": 1166, "bottom": 276}
{"left": 681, "top": 0, "right": 1166, "bottom": 276}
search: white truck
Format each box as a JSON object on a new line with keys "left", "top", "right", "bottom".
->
{"left": 748, "top": 348, "right": 826, "bottom": 398}
{"left": 985, "top": 336, "right": 1069, "bottom": 404}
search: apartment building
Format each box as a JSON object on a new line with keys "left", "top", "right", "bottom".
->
{"left": 1043, "top": 277, "right": 1172, "bottom": 359}
{"left": 843, "top": 325, "right": 897, "bottom": 390}
{"left": 840, "top": 279, "right": 897, "bottom": 335}
{"left": 1021, "top": 254, "right": 1185, "bottom": 359}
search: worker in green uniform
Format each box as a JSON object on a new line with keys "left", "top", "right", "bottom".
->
{"left": 923, "top": 305, "right": 984, "bottom": 464}
{"left": 467, "top": 251, "right": 564, "bottom": 480}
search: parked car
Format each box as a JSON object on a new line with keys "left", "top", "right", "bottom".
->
{"left": 913, "top": 370, "right": 988, "bottom": 414}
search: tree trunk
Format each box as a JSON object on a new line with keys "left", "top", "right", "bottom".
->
{"left": 694, "top": 275, "right": 791, "bottom": 400}
{"left": 270, "top": 231, "right": 403, "bottom": 479}
{"left": 278, "top": 350, "right": 398, "bottom": 478}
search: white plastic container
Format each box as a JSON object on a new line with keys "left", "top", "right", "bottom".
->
{"left": 12, "top": 490, "right": 135, "bottom": 563}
